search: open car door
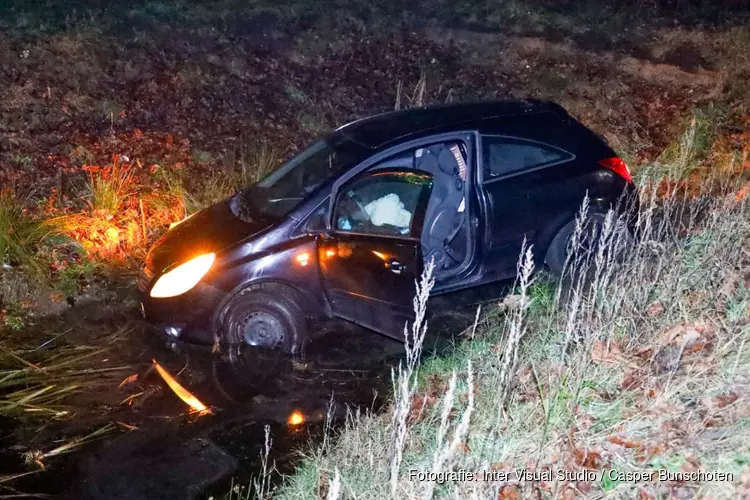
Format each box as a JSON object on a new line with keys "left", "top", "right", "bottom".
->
{"left": 318, "top": 169, "right": 433, "bottom": 340}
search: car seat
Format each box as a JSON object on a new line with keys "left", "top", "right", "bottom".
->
{"left": 416, "top": 143, "right": 466, "bottom": 271}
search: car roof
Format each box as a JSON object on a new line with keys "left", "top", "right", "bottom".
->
{"left": 331, "top": 99, "right": 571, "bottom": 149}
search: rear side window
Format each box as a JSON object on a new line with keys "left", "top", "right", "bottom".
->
{"left": 482, "top": 136, "right": 573, "bottom": 180}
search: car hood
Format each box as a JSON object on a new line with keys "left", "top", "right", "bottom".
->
{"left": 145, "top": 200, "right": 272, "bottom": 274}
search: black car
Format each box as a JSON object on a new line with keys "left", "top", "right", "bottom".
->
{"left": 138, "top": 99, "right": 637, "bottom": 354}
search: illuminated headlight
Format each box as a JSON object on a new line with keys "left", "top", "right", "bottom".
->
{"left": 149, "top": 253, "right": 216, "bottom": 298}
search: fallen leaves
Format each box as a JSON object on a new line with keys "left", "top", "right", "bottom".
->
{"left": 498, "top": 485, "right": 520, "bottom": 499}
{"left": 407, "top": 393, "right": 438, "bottom": 425}
{"left": 568, "top": 427, "right": 606, "bottom": 470}
{"left": 699, "top": 391, "right": 739, "bottom": 411}
{"left": 658, "top": 321, "right": 715, "bottom": 350}
{"left": 619, "top": 371, "right": 643, "bottom": 391}
{"left": 607, "top": 434, "right": 643, "bottom": 450}
{"left": 515, "top": 365, "right": 539, "bottom": 402}
{"left": 649, "top": 321, "right": 718, "bottom": 373}
{"left": 638, "top": 487, "right": 657, "bottom": 500}
{"left": 713, "top": 392, "right": 739, "bottom": 408}
{"left": 680, "top": 451, "right": 703, "bottom": 474}
{"left": 646, "top": 300, "right": 665, "bottom": 317}
{"left": 591, "top": 340, "right": 623, "bottom": 365}
{"left": 639, "top": 442, "right": 669, "bottom": 462}
{"left": 573, "top": 447, "right": 604, "bottom": 469}
{"left": 317, "top": 470, "right": 329, "bottom": 499}
{"left": 697, "top": 391, "right": 743, "bottom": 428}
{"left": 497, "top": 294, "right": 527, "bottom": 313}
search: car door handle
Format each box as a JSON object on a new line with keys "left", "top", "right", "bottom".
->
{"left": 387, "top": 260, "right": 403, "bottom": 274}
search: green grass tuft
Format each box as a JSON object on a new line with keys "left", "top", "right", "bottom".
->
{"left": 0, "top": 189, "right": 53, "bottom": 277}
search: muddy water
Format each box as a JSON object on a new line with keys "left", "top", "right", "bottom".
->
{"left": 2, "top": 282, "right": 505, "bottom": 499}
{"left": 70, "top": 324, "right": 410, "bottom": 500}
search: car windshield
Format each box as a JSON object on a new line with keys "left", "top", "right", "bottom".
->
{"left": 237, "top": 138, "right": 362, "bottom": 220}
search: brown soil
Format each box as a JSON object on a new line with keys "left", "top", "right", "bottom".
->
{"left": 3, "top": 19, "right": 742, "bottom": 200}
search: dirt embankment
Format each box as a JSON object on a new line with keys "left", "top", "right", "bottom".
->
{"left": 1, "top": 14, "right": 745, "bottom": 324}
{"left": 1, "top": 15, "right": 743, "bottom": 203}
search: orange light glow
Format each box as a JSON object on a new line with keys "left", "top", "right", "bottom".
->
{"left": 105, "top": 226, "right": 121, "bottom": 247}
{"left": 338, "top": 244, "right": 353, "bottom": 258}
{"left": 371, "top": 251, "right": 388, "bottom": 260}
{"left": 288, "top": 411, "right": 305, "bottom": 425}
{"left": 295, "top": 252, "right": 310, "bottom": 266}
{"left": 325, "top": 249, "right": 336, "bottom": 258}
{"left": 152, "top": 359, "right": 211, "bottom": 415}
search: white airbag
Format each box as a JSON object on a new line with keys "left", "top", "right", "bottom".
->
{"left": 364, "top": 193, "right": 412, "bottom": 228}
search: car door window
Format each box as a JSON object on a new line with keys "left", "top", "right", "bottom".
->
{"left": 334, "top": 170, "right": 433, "bottom": 239}
{"left": 482, "top": 137, "right": 572, "bottom": 179}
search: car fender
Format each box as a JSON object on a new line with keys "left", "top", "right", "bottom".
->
{"left": 212, "top": 277, "right": 331, "bottom": 333}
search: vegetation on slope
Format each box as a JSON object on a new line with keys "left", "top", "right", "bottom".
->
{"left": 272, "top": 123, "right": 750, "bottom": 498}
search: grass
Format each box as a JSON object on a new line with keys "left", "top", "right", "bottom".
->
{"left": 84, "top": 158, "right": 137, "bottom": 216}
{"left": 47, "top": 138, "right": 279, "bottom": 262}
{"left": 4, "top": 0, "right": 750, "bottom": 42}
{"left": 271, "top": 132, "right": 750, "bottom": 498}
{"left": 0, "top": 189, "right": 51, "bottom": 276}
{"left": 159, "top": 139, "right": 280, "bottom": 216}
{"left": 0, "top": 336, "right": 128, "bottom": 420}
{"left": 0, "top": 325, "right": 132, "bottom": 481}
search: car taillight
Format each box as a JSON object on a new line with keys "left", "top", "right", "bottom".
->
{"left": 599, "top": 157, "right": 632, "bottom": 183}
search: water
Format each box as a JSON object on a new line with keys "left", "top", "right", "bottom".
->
{"left": 2, "top": 281, "right": 509, "bottom": 499}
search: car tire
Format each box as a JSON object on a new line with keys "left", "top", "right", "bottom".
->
{"left": 219, "top": 289, "right": 306, "bottom": 355}
{"left": 545, "top": 212, "right": 610, "bottom": 277}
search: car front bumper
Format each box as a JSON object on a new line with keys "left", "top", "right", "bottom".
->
{"left": 138, "top": 277, "right": 226, "bottom": 345}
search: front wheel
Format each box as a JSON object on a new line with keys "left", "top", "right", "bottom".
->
{"left": 218, "top": 288, "right": 306, "bottom": 355}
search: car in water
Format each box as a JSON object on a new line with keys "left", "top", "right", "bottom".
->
{"left": 138, "top": 100, "right": 637, "bottom": 354}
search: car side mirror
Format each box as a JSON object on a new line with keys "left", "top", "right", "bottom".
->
{"left": 305, "top": 212, "right": 330, "bottom": 234}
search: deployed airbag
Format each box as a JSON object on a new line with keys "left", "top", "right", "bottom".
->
{"left": 364, "top": 193, "right": 412, "bottom": 228}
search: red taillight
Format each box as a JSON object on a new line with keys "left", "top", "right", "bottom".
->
{"left": 599, "top": 157, "right": 632, "bottom": 183}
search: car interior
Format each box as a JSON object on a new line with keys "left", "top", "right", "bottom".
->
{"left": 334, "top": 172, "right": 427, "bottom": 237}
{"left": 333, "top": 140, "right": 471, "bottom": 277}
{"left": 414, "top": 141, "right": 470, "bottom": 274}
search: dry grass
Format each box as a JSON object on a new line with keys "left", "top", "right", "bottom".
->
{"left": 0, "top": 331, "right": 131, "bottom": 421}
{"left": 47, "top": 139, "right": 281, "bottom": 262}
{"left": 272, "top": 124, "right": 750, "bottom": 498}
{"left": 84, "top": 157, "right": 137, "bottom": 216}
{"left": 0, "top": 327, "right": 130, "bottom": 486}
{"left": 48, "top": 156, "right": 148, "bottom": 261}
{"left": 158, "top": 139, "right": 281, "bottom": 217}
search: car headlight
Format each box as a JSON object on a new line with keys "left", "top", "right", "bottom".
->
{"left": 149, "top": 253, "right": 216, "bottom": 298}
